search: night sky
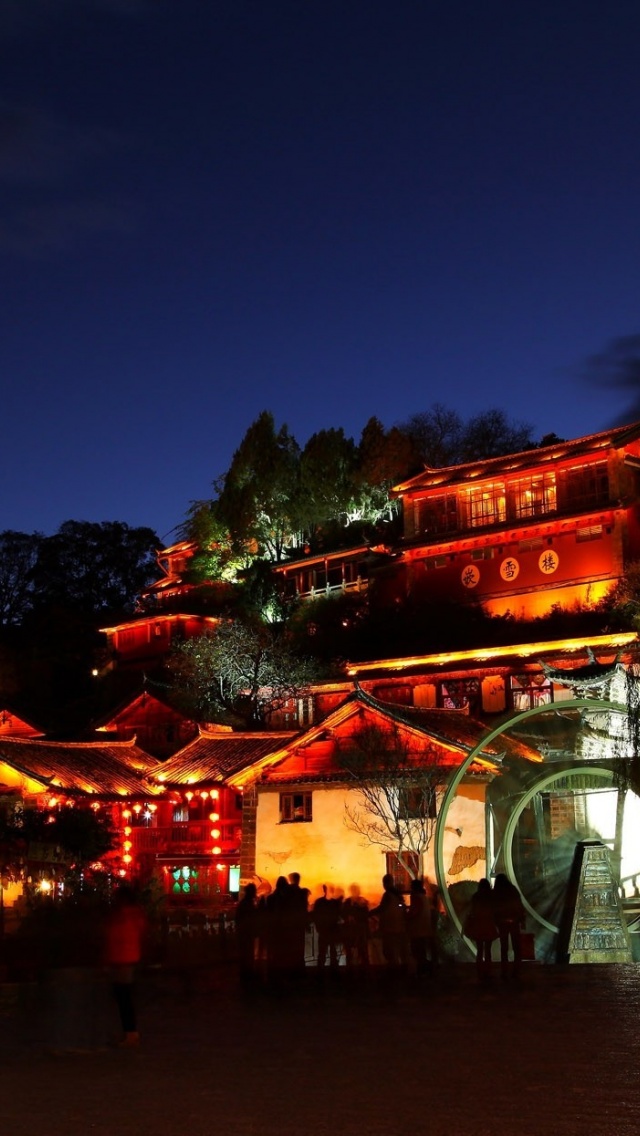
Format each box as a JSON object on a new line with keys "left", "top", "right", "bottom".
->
{"left": 3, "top": 0, "right": 640, "bottom": 542}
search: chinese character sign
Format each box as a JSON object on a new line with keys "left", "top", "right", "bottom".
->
{"left": 538, "top": 550, "right": 559, "bottom": 575}
{"left": 461, "top": 564, "right": 480, "bottom": 589}
{"left": 499, "top": 557, "right": 520, "bottom": 582}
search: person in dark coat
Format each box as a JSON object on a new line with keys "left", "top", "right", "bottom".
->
{"left": 313, "top": 885, "right": 342, "bottom": 971}
{"left": 235, "top": 883, "right": 259, "bottom": 990}
{"left": 265, "top": 875, "right": 295, "bottom": 986}
{"left": 287, "top": 872, "right": 311, "bottom": 976}
{"left": 493, "top": 873, "right": 526, "bottom": 978}
{"left": 371, "top": 874, "right": 408, "bottom": 972}
{"left": 463, "top": 878, "right": 498, "bottom": 981}
{"left": 407, "top": 878, "right": 433, "bottom": 977}
{"left": 341, "top": 884, "right": 370, "bottom": 970}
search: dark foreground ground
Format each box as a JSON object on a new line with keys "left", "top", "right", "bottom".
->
{"left": 1, "top": 962, "right": 639, "bottom": 1136}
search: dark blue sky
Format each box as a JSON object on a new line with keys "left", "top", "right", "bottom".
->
{"left": 2, "top": 0, "right": 640, "bottom": 542}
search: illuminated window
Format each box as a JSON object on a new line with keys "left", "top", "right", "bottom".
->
{"left": 560, "top": 460, "right": 609, "bottom": 511}
{"left": 440, "top": 679, "right": 481, "bottom": 713}
{"left": 510, "top": 673, "right": 553, "bottom": 711}
{"left": 511, "top": 472, "right": 557, "bottom": 519}
{"left": 417, "top": 493, "right": 458, "bottom": 535}
{"left": 385, "top": 851, "right": 420, "bottom": 893}
{"left": 279, "top": 696, "right": 315, "bottom": 727}
{"left": 464, "top": 483, "right": 506, "bottom": 528}
{"left": 399, "top": 786, "right": 437, "bottom": 821}
{"left": 280, "top": 792, "right": 313, "bottom": 823}
{"left": 171, "top": 865, "right": 200, "bottom": 895}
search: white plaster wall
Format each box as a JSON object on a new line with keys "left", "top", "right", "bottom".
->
{"left": 255, "top": 780, "right": 487, "bottom": 904}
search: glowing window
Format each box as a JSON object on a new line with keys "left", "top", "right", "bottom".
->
{"left": 171, "top": 866, "right": 200, "bottom": 894}
{"left": 418, "top": 493, "right": 458, "bottom": 535}
{"left": 510, "top": 673, "right": 553, "bottom": 711}
{"left": 280, "top": 792, "right": 313, "bottom": 824}
{"left": 465, "top": 483, "right": 506, "bottom": 528}
{"left": 511, "top": 472, "right": 557, "bottom": 519}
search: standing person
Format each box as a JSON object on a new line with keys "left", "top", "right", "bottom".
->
{"left": 104, "top": 884, "right": 146, "bottom": 1047}
{"left": 312, "top": 885, "right": 342, "bottom": 972}
{"left": 407, "top": 878, "right": 433, "bottom": 978}
{"left": 235, "top": 882, "right": 259, "bottom": 991}
{"left": 493, "top": 873, "right": 526, "bottom": 979}
{"left": 463, "top": 878, "right": 498, "bottom": 982}
{"left": 371, "top": 874, "right": 408, "bottom": 976}
{"left": 342, "top": 884, "right": 370, "bottom": 971}
{"left": 265, "top": 875, "right": 294, "bottom": 987}
{"left": 287, "top": 872, "right": 311, "bottom": 977}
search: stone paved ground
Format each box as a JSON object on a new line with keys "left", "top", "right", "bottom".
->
{"left": 1, "top": 963, "right": 639, "bottom": 1136}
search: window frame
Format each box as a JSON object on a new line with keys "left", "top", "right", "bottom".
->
{"left": 279, "top": 791, "right": 313, "bottom": 824}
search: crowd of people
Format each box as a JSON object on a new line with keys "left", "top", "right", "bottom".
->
{"left": 234, "top": 871, "right": 443, "bottom": 989}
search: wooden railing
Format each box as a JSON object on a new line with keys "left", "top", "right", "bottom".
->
{"left": 131, "top": 821, "right": 238, "bottom": 854}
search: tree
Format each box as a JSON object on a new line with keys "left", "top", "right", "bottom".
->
{"left": 338, "top": 722, "right": 448, "bottom": 881}
{"left": 31, "top": 520, "right": 160, "bottom": 619}
{"left": 398, "top": 404, "right": 534, "bottom": 468}
{"left": 169, "top": 619, "right": 321, "bottom": 726}
{"left": 298, "top": 427, "right": 358, "bottom": 535}
{"left": 355, "top": 417, "right": 414, "bottom": 517}
{"left": 398, "top": 404, "right": 464, "bottom": 469}
{"left": 0, "top": 531, "right": 42, "bottom": 630}
{"left": 459, "top": 408, "right": 534, "bottom": 462}
{"left": 0, "top": 799, "right": 117, "bottom": 887}
{"left": 216, "top": 412, "right": 301, "bottom": 562}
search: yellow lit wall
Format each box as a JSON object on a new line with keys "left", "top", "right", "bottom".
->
{"left": 254, "top": 780, "right": 487, "bottom": 904}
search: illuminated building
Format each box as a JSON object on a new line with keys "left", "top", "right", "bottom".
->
{"left": 227, "top": 686, "right": 541, "bottom": 905}
{"left": 388, "top": 421, "right": 640, "bottom": 619}
{"left": 94, "top": 690, "right": 198, "bottom": 758}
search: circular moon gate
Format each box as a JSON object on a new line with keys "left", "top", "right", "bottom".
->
{"left": 433, "top": 698, "right": 627, "bottom": 945}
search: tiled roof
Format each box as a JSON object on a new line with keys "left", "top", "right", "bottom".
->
{"left": 0, "top": 737, "right": 159, "bottom": 797}
{"left": 0, "top": 709, "right": 44, "bottom": 739}
{"left": 260, "top": 687, "right": 541, "bottom": 785}
{"left": 391, "top": 420, "right": 640, "bottom": 494}
{"left": 150, "top": 729, "right": 295, "bottom": 785}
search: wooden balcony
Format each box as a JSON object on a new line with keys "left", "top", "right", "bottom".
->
{"left": 131, "top": 820, "right": 239, "bottom": 857}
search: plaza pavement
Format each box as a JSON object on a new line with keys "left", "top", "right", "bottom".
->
{"left": 1, "top": 962, "right": 639, "bottom": 1136}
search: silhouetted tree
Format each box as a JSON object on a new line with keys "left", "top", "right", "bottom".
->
{"left": 0, "top": 531, "right": 41, "bottom": 629}
{"left": 338, "top": 722, "right": 448, "bottom": 880}
{"left": 31, "top": 520, "right": 159, "bottom": 619}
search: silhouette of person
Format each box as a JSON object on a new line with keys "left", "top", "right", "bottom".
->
{"left": 104, "top": 884, "right": 146, "bottom": 1046}
{"left": 287, "top": 872, "right": 311, "bottom": 976}
{"left": 371, "top": 874, "right": 408, "bottom": 973}
{"left": 407, "top": 878, "right": 433, "bottom": 977}
{"left": 342, "top": 884, "right": 370, "bottom": 970}
{"left": 463, "top": 878, "right": 498, "bottom": 981}
{"left": 313, "top": 885, "right": 342, "bottom": 970}
{"left": 493, "top": 873, "right": 526, "bottom": 978}
{"left": 235, "top": 882, "right": 259, "bottom": 990}
{"left": 265, "top": 876, "right": 294, "bottom": 986}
